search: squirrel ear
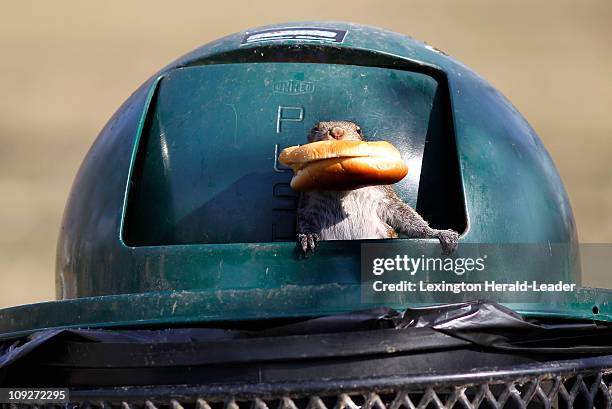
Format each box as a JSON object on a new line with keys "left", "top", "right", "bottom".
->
{"left": 307, "top": 126, "right": 319, "bottom": 142}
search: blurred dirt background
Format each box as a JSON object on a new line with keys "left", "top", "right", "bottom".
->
{"left": 0, "top": 0, "right": 610, "bottom": 308}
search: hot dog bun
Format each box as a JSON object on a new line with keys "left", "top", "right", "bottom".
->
{"left": 278, "top": 140, "right": 408, "bottom": 191}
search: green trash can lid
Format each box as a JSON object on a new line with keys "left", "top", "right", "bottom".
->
{"left": 0, "top": 22, "right": 608, "bottom": 340}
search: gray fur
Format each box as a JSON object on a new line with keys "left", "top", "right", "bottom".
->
{"left": 296, "top": 120, "right": 459, "bottom": 255}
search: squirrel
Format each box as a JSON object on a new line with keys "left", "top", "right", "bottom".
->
{"left": 296, "top": 120, "right": 459, "bottom": 255}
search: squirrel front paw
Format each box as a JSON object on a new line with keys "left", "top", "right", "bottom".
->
{"left": 437, "top": 229, "right": 459, "bottom": 255}
{"left": 297, "top": 232, "right": 320, "bottom": 256}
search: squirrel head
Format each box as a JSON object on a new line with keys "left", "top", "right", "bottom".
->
{"left": 308, "top": 120, "right": 363, "bottom": 143}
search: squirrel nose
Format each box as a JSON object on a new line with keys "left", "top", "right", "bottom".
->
{"left": 330, "top": 127, "right": 345, "bottom": 139}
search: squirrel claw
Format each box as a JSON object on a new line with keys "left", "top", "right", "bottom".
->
{"left": 437, "top": 229, "right": 459, "bottom": 255}
{"left": 297, "top": 233, "right": 320, "bottom": 256}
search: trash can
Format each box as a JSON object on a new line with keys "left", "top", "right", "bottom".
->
{"left": 0, "top": 22, "right": 610, "bottom": 408}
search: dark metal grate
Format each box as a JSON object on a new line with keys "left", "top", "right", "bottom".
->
{"left": 7, "top": 368, "right": 611, "bottom": 409}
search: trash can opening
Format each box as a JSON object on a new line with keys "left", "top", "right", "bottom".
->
{"left": 123, "top": 62, "right": 466, "bottom": 246}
